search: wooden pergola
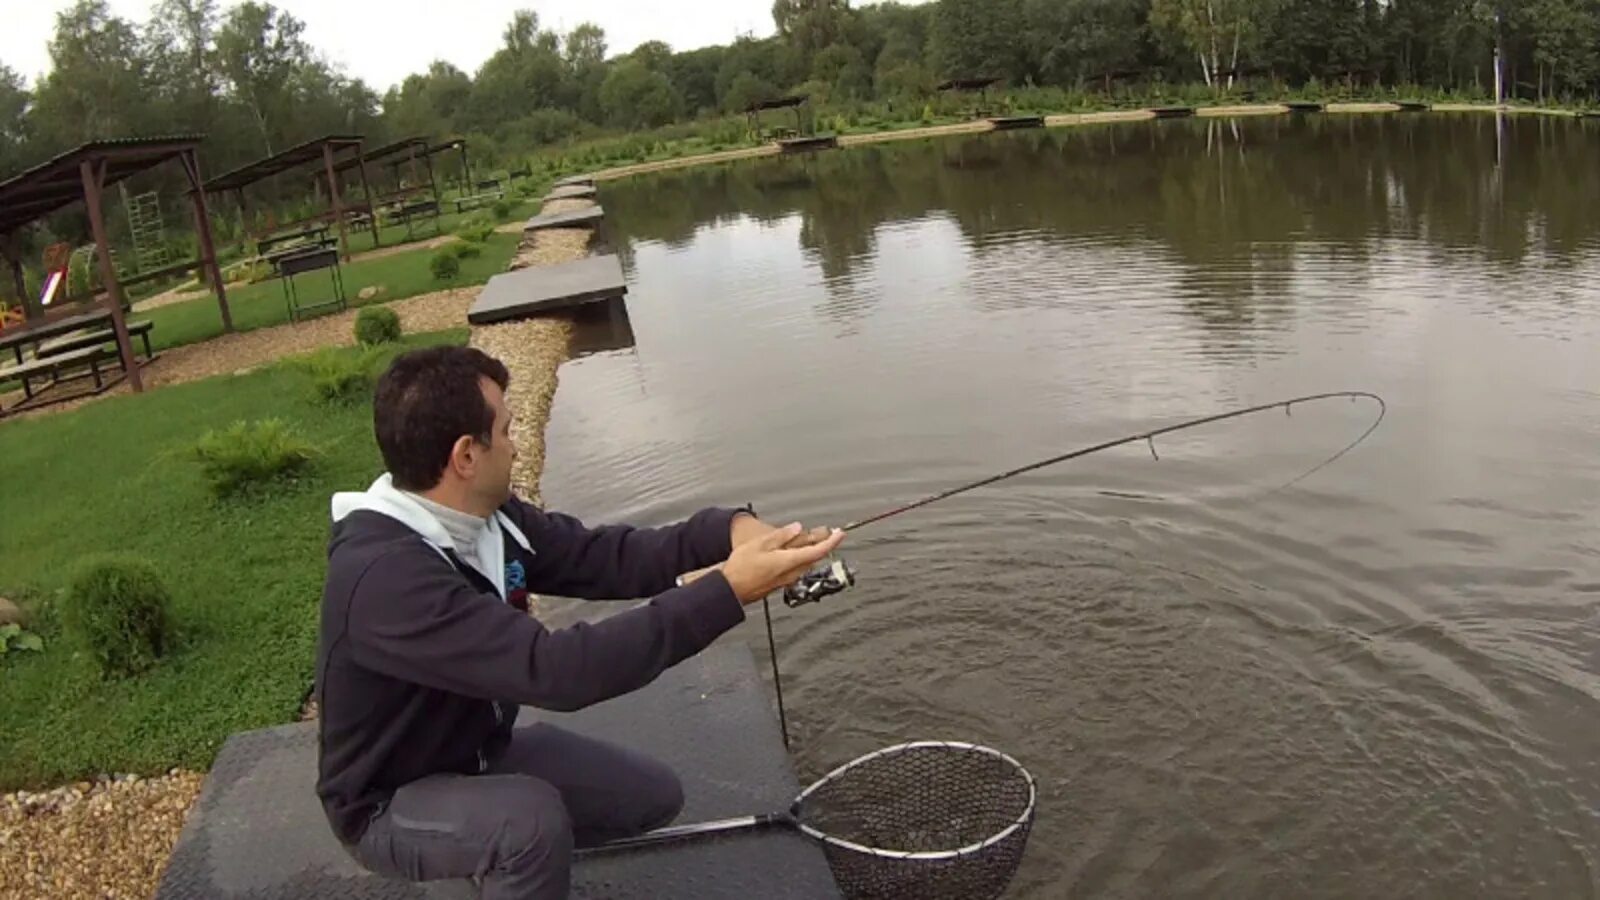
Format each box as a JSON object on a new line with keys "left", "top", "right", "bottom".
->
{"left": 423, "top": 138, "right": 474, "bottom": 193}
{"left": 330, "top": 135, "right": 440, "bottom": 207}
{"left": 202, "top": 135, "right": 381, "bottom": 260}
{"left": 744, "top": 96, "right": 811, "bottom": 139}
{"left": 936, "top": 77, "right": 1001, "bottom": 117}
{"left": 0, "top": 135, "right": 232, "bottom": 393}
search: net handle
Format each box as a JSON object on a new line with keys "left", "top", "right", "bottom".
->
{"left": 573, "top": 810, "right": 795, "bottom": 856}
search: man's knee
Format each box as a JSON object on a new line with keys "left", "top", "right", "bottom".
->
{"left": 639, "top": 765, "right": 684, "bottom": 831}
{"left": 494, "top": 779, "right": 574, "bottom": 874}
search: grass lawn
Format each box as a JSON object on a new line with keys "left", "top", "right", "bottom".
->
{"left": 0, "top": 327, "right": 467, "bottom": 789}
{"left": 139, "top": 230, "right": 519, "bottom": 353}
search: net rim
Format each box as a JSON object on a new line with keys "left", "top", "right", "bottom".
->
{"left": 793, "top": 740, "right": 1037, "bottom": 861}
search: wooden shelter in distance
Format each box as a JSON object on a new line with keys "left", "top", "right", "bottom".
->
{"left": 0, "top": 135, "right": 233, "bottom": 394}
{"left": 202, "top": 134, "right": 381, "bottom": 261}
{"left": 745, "top": 95, "right": 811, "bottom": 140}
{"left": 937, "top": 76, "right": 1000, "bottom": 117}
{"left": 331, "top": 135, "right": 439, "bottom": 206}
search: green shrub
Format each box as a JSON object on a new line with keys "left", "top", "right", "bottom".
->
{"left": 354, "top": 306, "right": 402, "bottom": 346}
{"left": 63, "top": 556, "right": 170, "bottom": 679}
{"left": 450, "top": 240, "right": 484, "bottom": 260}
{"left": 189, "top": 418, "right": 318, "bottom": 497}
{"left": 453, "top": 219, "right": 495, "bottom": 244}
{"left": 492, "top": 199, "right": 513, "bottom": 220}
{"left": 293, "top": 347, "right": 379, "bottom": 404}
{"left": 430, "top": 250, "right": 461, "bottom": 282}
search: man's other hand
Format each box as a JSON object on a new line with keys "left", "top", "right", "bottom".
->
{"left": 731, "top": 513, "right": 832, "bottom": 550}
{"left": 721, "top": 524, "right": 846, "bottom": 605}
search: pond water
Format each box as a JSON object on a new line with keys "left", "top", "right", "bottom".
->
{"left": 539, "top": 114, "right": 1600, "bottom": 898}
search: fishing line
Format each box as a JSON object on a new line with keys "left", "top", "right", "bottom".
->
{"left": 762, "top": 390, "right": 1388, "bottom": 747}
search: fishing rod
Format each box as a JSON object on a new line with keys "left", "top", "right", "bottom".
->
{"left": 778, "top": 390, "right": 1388, "bottom": 607}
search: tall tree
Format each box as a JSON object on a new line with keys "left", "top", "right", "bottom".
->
{"left": 930, "top": 0, "right": 1027, "bottom": 81}
{"left": 32, "top": 0, "right": 151, "bottom": 144}
{"left": 213, "top": 1, "right": 311, "bottom": 155}
{"left": 1149, "top": 0, "right": 1274, "bottom": 86}
{"left": 0, "top": 64, "right": 30, "bottom": 175}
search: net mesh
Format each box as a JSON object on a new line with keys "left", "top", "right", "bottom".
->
{"left": 795, "top": 742, "right": 1035, "bottom": 900}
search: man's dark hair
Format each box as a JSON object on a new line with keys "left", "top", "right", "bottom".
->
{"left": 373, "top": 346, "right": 511, "bottom": 491}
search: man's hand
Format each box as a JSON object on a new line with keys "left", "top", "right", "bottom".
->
{"left": 720, "top": 523, "right": 846, "bottom": 605}
{"left": 730, "top": 513, "right": 832, "bottom": 550}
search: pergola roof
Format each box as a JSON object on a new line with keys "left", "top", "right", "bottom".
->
{"left": 331, "top": 136, "right": 431, "bottom": 174}
{"left": 424, "top": 138, "right": 468, "bottom": 156}
{"left": 0, "top": 135, "right": 203, "bottom": 236}
{"left": 744, "top": 95, "right": 808, "bottom": 113}
{"left": 936, "top": 77, "right": 1000, "bottom": 91}
{"left": 202, "top": 134, "right": 365, "bottom": 193}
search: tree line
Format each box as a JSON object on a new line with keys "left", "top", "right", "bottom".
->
{"left": 2, "top": 0, "right": 1595, "bottom": 191}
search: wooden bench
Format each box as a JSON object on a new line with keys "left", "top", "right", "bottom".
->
{"left": 0, "top": 344, "right": 118, "bottom": 409}
{"left": 452, "top": 190, "right": 504, "bottom": 214}
{"left": 36, "top": 320, "right": 155, "bottom": 361}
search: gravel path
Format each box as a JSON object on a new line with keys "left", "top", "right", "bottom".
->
{"left": 0, "top": 771, "right": 205, "bottom": 899}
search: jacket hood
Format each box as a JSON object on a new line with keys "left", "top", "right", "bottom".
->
{"left": 330, "top": 473, "right": 532, "bottom": 597}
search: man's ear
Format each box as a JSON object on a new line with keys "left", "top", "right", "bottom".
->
{"left": 447, "top": 434, "right": 477, "bottom": 478}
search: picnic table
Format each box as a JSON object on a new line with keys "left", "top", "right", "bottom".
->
{"left": 385, "top": 199, "right": 442, "bottom": 240}
{"left": 0, "top": 308, "right": 114, "bottom": 366}
{"left": 0, "top": 308, "right": 156, "bottom": 415}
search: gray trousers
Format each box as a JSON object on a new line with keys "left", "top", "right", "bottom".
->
{"left": 350, "top": 723, "right": 683, "bottom": 900}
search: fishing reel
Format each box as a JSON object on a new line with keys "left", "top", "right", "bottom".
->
{"left": 781, "top": 557, "right": 857, "bottom": 607}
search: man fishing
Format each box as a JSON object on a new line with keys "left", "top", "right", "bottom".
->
{"left": 314, "top": 345, "right": 845, "bottom": 899}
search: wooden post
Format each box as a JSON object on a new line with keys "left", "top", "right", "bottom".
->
{"left": 423, "top": 147, "right": 439, "bottom": 204}
{"left": 322, "top": 142, "right": 350, "bottom": 261}
{"left": 458, "top": 142, "right": 472, "bottom": 191}
{"left": 80, "top": 158, "right": 141, "bottom": 392}
{"left": 0, "top": 235, "right": 32, "bottom": 320}
{"left": 356, "top": 145, "right": 381, "bottom": 250}
{"left": 180, "top": 149, "right": 234, "bottom": 333}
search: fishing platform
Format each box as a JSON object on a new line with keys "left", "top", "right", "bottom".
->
{"left": 523, "top": 204, "right": 605, "bottom": 233}
{"left": 988, "top": 115, "right": 1045, "bottom": 130}
{"left": 467, "top": 253, "right": 627, "bottom": 324}
{"left": 544, "top": 183, "right": 599, "bottom": 202}
{"left": 153, "top": 643, "right": 842, "bottom": 899}
{"left": 778, "top": 133, "right": 840, "bottom": 154}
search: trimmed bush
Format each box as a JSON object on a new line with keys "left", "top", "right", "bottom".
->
{"left": 63, "top": 556, "right": 171, "bottom": 679}
{"left": 430, "top": 250, "right": 461, "bottom": 282}
{"left": 189, "top": 418, "right": 318, "bottom": 497}
{"left": 293, "top": 347, "right": 379, "bottom": 404}
{"left": 450, "top": 241, "right": 483, "bottom": 260}
{"left": 354, "top": 306, "right": 402, "bottom": 346}
{"left": 453, "top": 216, "right": 495, "bottom": 244}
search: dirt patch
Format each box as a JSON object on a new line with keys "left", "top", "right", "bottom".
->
{"left": 1199, "top": 104, "right": 1288, "bottom": 117}
{"left": 838, "top": 120, "right": 993, "bottom": 146}
{"left": 1, "top": 286, "right": 480, "bottom": 419}
{"left": 1327, "top": 102, "right": 1405, "bottom": 114}
{"left": 132, "top": 285, "right": 210, "bottom": 312}
{"left": 1044, "top": 110, "right": 1157, "bottom": 127}
{"left": 0, "top": 770, "right": 205, "bottom": 900}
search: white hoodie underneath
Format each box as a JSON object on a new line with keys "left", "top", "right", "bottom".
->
{"left": 330, "top": 473, "right": 533, "bottom": 603}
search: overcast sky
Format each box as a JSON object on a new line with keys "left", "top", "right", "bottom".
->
{"left": 1, "top": 0, "right": 871, "bottom": 94}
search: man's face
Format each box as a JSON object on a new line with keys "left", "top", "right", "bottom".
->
{"left": 473, "top": 376, "right": 517, "bottom": 507}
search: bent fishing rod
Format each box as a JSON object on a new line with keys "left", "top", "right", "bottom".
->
{"left": 775, "top": 390, "right": 1388, "bottom": 607}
